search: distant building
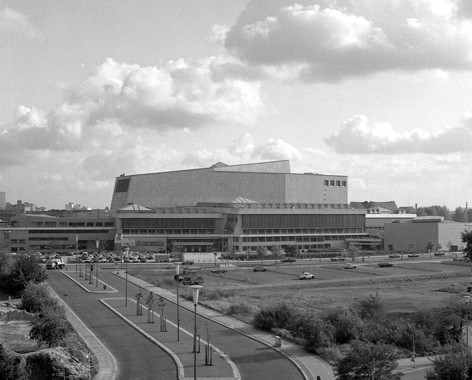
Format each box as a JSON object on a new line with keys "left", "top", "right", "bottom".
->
{"left": 6, "top": 200, "right": 36, "bottom": 213}
{"left": 350, "top": 201, "right": 399, "bottom": 214}
{"left": 1, "top": 214, "right": 116, "bottom": 254}
{"left": 0, "top": 192, "right": 5, "bottom": 209}
{"left": 111, "top": 160, "right": 380, "bottom": 254}
{"left": 384, "top": 216, "right": 466, "bottom": 253}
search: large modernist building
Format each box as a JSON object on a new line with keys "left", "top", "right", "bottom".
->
{"left": 111, "top": 160, "right": 376, "bottom": 254}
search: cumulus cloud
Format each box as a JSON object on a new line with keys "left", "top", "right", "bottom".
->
{"left": 325, "top": 115, "right": 472, "bottom": 154}
{"left": 0, "top": 7, "right": 36, "bottom": 38}
{"left": 182, "top": 134, "right": 302, "bottom": 167}
{"left": 224, "top": 0, "right": 472, "bottom": 82}
{"left": 0, "top": 57, "right": 264, "bottom": 165}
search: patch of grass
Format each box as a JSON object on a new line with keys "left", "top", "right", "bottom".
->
{"left": 436, "top": 283, "right": 464, "bottom": 293}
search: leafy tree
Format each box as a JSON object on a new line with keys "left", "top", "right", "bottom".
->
{"left": 21, "top": 282, "right": 57, "bottom": 313}
{"left": 6, "top": 254, "right": 48, "bottom": 294}
{"left": 347, "top": 244, "right": 359, "bottom": 261}
{"left": 324, "top": 307, "right": 363, "bottom": 344}
{"left": 454, "top": 207, "right": 466, "bottom": 222}
{"left": 270, "top": 245, "right": 282, "bottom": 262}
{"left": 462, "top": 231, "right": 472, "bottom": 261}
{"left": 426, "top": 241, "right": 435, "bottom": 252}
{"left": 356, "top": 292, "right": 385, "bottom": 321}
{"left": 284, "top": 245, "right": 299, "bottom": 257}
{"left": 256, "top": 246, "right": 270, "bottom": 264}
{"left": 426, "top": 345, "right": 472, "bottom": 380}
{"left": 333, "top": 340, "right": 402, "bottom": 380}
{"left": 29, "top": 305, "right": 72, "bottom": 348}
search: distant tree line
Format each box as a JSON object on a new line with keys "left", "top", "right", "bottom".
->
{"left": 416, "top": 204, "right": 472, "bottom": 222}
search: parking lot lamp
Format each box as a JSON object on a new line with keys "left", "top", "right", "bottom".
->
{"left": 466, "top": 295, "right": 470, "bottom": 357}
{"left": 175, "top": 262, "right": 182, "bottom": 341}
{"left": 190, "top": 285, "right": 203, "bottom": 380}
{"left": 125, "top": 246, "right": 130, "bottom": 306}
{"left": 75, "top": 235, "right": 79, "bottom": 274}
{"left": 95, "top": 240, "right": 100, "bottom": 288}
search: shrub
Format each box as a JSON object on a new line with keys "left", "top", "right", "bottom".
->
{"left": 4, "top": 255, "right": 48, "bottom": 295}
{"left": 29, "top": 305, "right": 72, "bottom": 348}
{"left": 378, "top": 262, "right": 393, "bottom": 267}
{"left": 253, "top": 302, "right": 296, "bottom": 331}
{"left": 20, "top": 283, "right": 57, "bottom": 313}
{"left": 227, "top": 301, "right": 253, "bottom": 317}
{"left": 324, "top": 307, "right": 363, "bottom": 344}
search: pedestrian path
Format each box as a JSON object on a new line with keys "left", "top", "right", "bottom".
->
{"left": 60, "top": 268, "right": 434, "bottom": 380}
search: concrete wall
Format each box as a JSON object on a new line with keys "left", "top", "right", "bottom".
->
{"left": 110, "top": 165, "right": 347, "bottom": 212}
{"left": 384, "top": 221, "right": 466, "bottom": 252}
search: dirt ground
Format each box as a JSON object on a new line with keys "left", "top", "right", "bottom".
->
{"left": 134, "top": 259, "right": 472, "bottom": 316}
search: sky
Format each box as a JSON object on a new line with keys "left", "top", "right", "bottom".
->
{"left": 1, "top": 0, "right": 472, "bottom": 210}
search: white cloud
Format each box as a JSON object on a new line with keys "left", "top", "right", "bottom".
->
{"left": 325, "top": 114, "right": 472, "bottom": 154}
{"left": 182, "top": 134, "right": 302, "bottom": 167}
{"left": 224, "top": 0, "right": 472, "bottom": 82}
{"left": 0, "top": 7, "right": 36, "bottom": 38}
{"left": 0, "top": 57, "right": 265, "bottom": 165}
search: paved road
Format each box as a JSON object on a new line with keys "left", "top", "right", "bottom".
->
{"left": 47, "top": 269, "right": 305, "bottom": 380}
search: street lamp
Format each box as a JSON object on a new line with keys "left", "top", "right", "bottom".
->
{"left": 174, "top": 262, "right": 182, "bottom": 341}
{"left": 190, "top": 285, "right": 203, "bottom": 380}
{"left": 95, "top": 240, "right": 100, "bottom": 288}
{"left": 466, "top": 295, "right": 470, "bottom": 357}
{"left": 75, "top": 235, "right": 79, "bottom": 274}
{"left": 124, "top": 246, "right": 130, "bottom": 306}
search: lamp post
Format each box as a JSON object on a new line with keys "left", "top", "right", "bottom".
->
{"left": 466, "top": 295, "right": 470, "bottom": 357}
{"left": 175, "top": 262, "right": 181, "bottom": 341}
{"left": 190, "top": 285, "right": 203, "bottom": 380}
{"left": 75, "top": 235, "right": 79, "bottom": 274}
{"left": 125, "top": 247, "right": 129, "bottom": 306}
{"left": 95, "top": 240, "right": 100, "bottom": 288}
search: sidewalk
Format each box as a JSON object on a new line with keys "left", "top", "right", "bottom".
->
{"left": 61, "top": 268, "right": 433, "bottom": 380}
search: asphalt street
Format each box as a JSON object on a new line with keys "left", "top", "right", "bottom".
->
{"left": 47, "top": 268, "right": 306, "bottom": 380}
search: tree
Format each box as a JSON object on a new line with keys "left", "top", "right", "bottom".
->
{"left": 256, "top": 246, "right": 269, "bottom": 264}
{"left": 454, "top": 207, "right": 466, "bottom": 222}
{"left": 333, "top": 340, "right": 402, "bottom": 380}
{"left": 426, "top": 345, "right": 472, "bottom": 380}
{"left": 462, "top": 231, "right": 472, "bottom": 261}
{"left": 270, "top": 245, "right": 282, "bottom": 263}
{"left": 29, "top": 305, "right": 73, "bottom": 348}
{"left": 347, "top": 244, "right": 359, "bottom": 262}
{"left": 5, "top": 254, "right": 48, "bottom": 294}
{"left": 356, "top": 292, "right": 385, "bottom": 321}
{"left": 284, "top": 245, "right": 299, "bottom": 257}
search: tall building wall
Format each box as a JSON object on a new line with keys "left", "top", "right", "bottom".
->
{"left": 0, "top": 192, "right": 5, "bottom": 209}
{"left": 110, "top": 161, "right": 348, "bottom": 213}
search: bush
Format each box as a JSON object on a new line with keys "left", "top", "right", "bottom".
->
{"left": 253, "top": 302, "right": 296, "bottom": 331}
{"left": 29, "top": 305, "right": 72, "bottom": 348}
{"left": 324, "top": 307, "right": 363, "bottom": 344}
{"left": 378, "top": 262, "right": 393, "bottom": 267}
{"left": 4, "top": 255, "right": 48, "bottom": 295}
{"left": 227, "top": 301, "right": 253, "bottom": 317}
{"left": 20, "top": 283, "right": 57, "bottom": 313}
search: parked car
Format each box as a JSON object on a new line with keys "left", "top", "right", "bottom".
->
{"left": 378, "top": 262, "right": 393, "bottom": 267}
{"left": 182, "top": 260, "right": 194, "bottom": 265}
{"left": 46, "top": 258, "right": 65, "bottom": 270}
{"left": 389, "top": 253, "right": 401, "bottom": 258}
{"left": 281, "top": 257, "right": 296, "bottom": 263}
{"left": 344, "top": 263, "right": 357, "bottom": 269}
{"left": 434, "top": 252, "right": 446, "bottom": 256}
{"left": 299, "top": 271, "right": 315, "bottom": 280}
{"left": 210, "top": 268, "right": 228, "bottom": 274}
{"left": 331, "top": 256, "right": 345, "bottom": 261}
{"left": 408, "top": 253, "right": 420, "bottom": 258}
{"left": 253, "top": 265, "right": 267, "bottom": 272}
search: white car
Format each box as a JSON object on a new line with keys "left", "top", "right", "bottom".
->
{"left": 299, "top": 272, "right": 315, "bottom": 280}
{"left": 344, "top": 263, "right": 357, "bottom": 269}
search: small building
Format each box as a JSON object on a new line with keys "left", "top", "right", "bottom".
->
{"left": 384, "top": 216, "right": 467, "bottom": 253}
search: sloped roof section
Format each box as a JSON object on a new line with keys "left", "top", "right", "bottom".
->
{"left": 118, "top": 204, "right": 153, "bottom": 212}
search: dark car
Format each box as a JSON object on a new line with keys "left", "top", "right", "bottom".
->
{"left": 408, "top": 253, "right": 420, "bottom": 258}
{"left": 253, "top": 265, "right": 267, "bottom": 272}
{"left": 182, "top": 260, "right": 194, "bottom": 265}
{"left": 330, "top": 256, "right": 345, "bottom": 261}
{"left": 282, "top": 257, "right": 296, "bottom": 263}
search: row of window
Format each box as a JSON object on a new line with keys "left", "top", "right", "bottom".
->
{"left": 122, "top": 218, "right": 216, "bottom": 229}
{"left": 31, "top": 222, "right": 114, "bottom": 227}
{"left": 121, "top": 229, "right": 215, "bottom": 235}
{"left": 324, "top": 180, "right": 347, "bottom": 187}
{"left": 240, "top": 234, "right": 368, "bottom": 243}
{"left": 242, "top": 228, "right": 364, "bottom": 235}
{"left": 242, "top": 214, "right": 364, "bottom": 229}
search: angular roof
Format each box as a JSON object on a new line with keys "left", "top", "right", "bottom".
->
{"left": 350, "top": 201, "right": 398, "bottom": 212}
{"left": 117, "top": 204, "right": 153, "bottom": 212}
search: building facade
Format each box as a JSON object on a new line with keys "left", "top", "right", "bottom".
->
{"left": 0, "top": 214, "right": 116, "bottom": 254}
{"left": 110, "top": 160, "right": 348, "bottom": 213}
{"left": 384, "top": 217, "right": 467, "bottom": 253}
{"left": 111, "top": 161, "right": 377, "bottom": 254}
